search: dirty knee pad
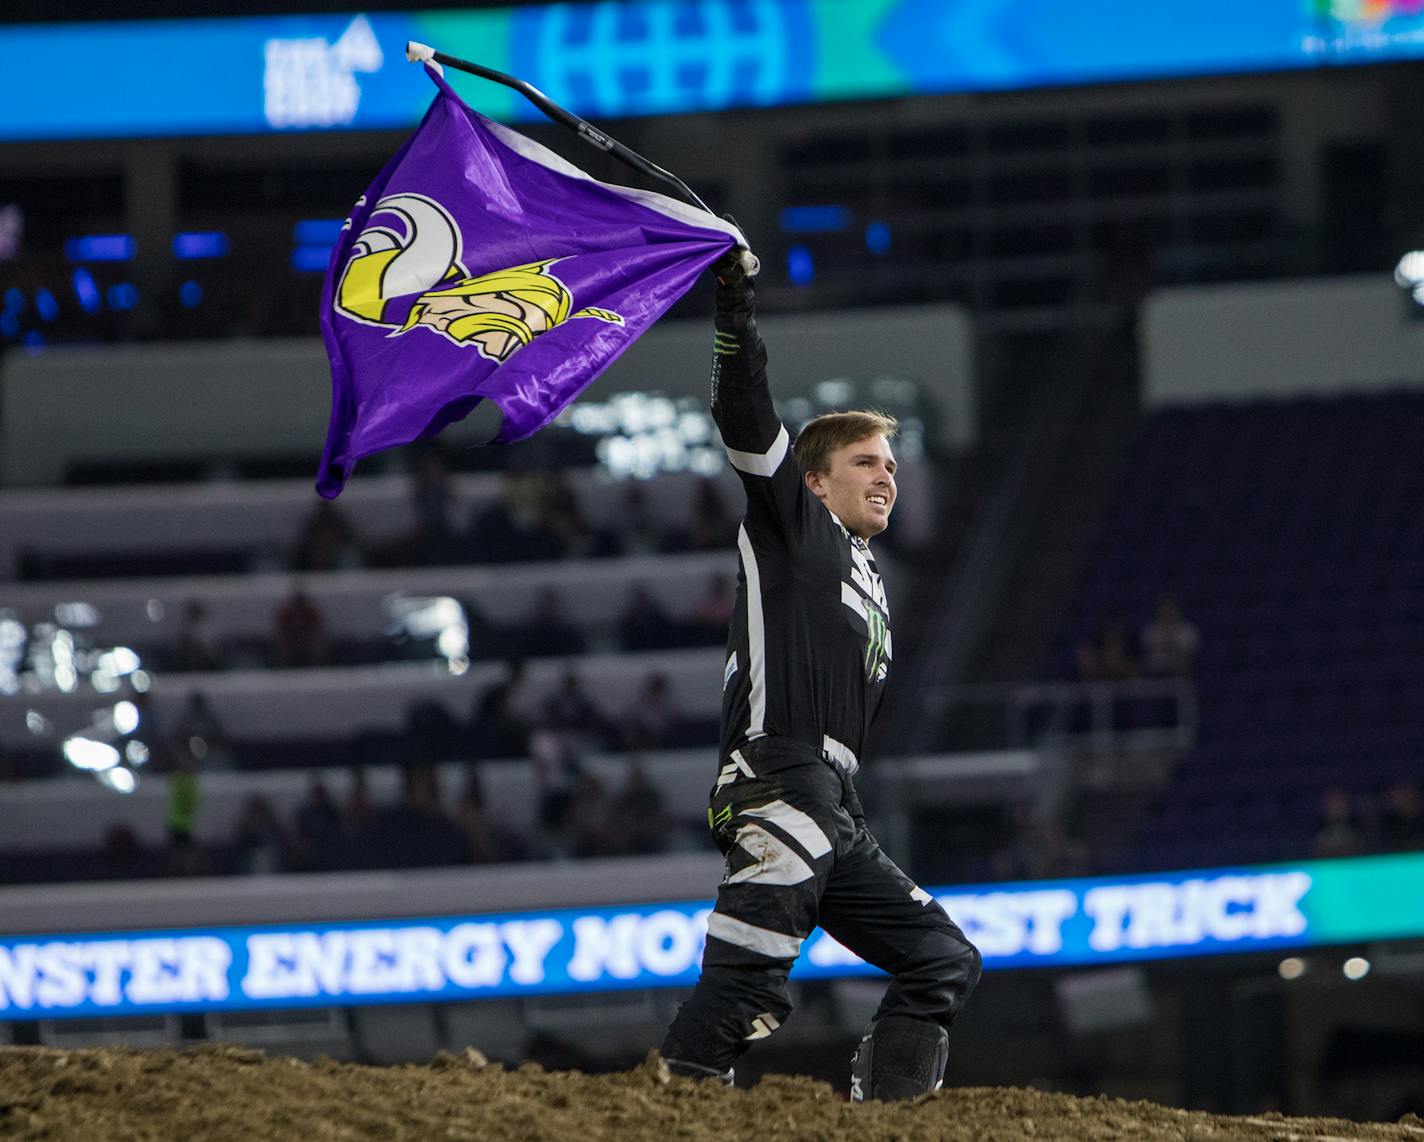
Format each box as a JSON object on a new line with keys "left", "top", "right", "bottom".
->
{"left": 849, "top": 1014, "right": 950, "bottom": 1102}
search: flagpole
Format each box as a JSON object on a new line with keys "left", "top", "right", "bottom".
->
{"left": 405, "top": 41, "right": 714, "bottom": 217}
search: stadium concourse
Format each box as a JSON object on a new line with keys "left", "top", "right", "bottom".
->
{"left": 4, "top": 0, "right": 1424, "bottom": 1131}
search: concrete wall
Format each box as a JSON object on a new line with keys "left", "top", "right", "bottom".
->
{"left": 1142, "top": 274, "right": 1424, "bottom": 406}
{"left": 0, "top": 304, "right": 974, "bottom": 486}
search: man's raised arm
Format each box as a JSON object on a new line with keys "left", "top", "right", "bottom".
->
{"left": 709, "top": 277, "right": 805, "bottom": 529}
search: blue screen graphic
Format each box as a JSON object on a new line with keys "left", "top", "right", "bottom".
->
{"left": 0, "top": 863, "right": 1320, "bottom": 1021}
{"left": 0, "top": 2, "right": 1421, "bottom": 142}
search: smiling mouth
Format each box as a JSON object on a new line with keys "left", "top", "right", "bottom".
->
{"left": 867, "top": 495, "right": 888, "bottom": 508}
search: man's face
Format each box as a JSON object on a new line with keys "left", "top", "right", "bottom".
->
{"left": 804, "top": 434, "right": 898, "bottom": 540}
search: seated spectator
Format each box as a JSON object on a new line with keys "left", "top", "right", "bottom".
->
{"left": 1379, "top": 780, "right": 1424, "bottom": 853}
{"left": 542, "top": 668, "right": 614, "bottom": 749}
{"left": 467, "top": 660, "right": 532, "bottom": 760}
{"left": 616, "top": 483, "right": 667, "bottom": 555}
{"left": 273, "top": 585, "right": 329, "bottom": 667}
{"left": 690, "top": 573, "right": 736, "bottom": 639}
{"left": 408, "top": 446, "right": 461, "bottom": 565}
{"left": 1140, "top": 594, "right": 1199, "bottom": 677}
{"left": 620, "top": 672, "right": 681, "bottom": 751}
{"left": 1313, "top": 787, "right": 1364, "bottom": 859}
{"left": 612, "top": 757, "right": 671, "bottom": 856}
{"left": 519, "top": 587, "right": 586, "bottom": 658}
{"left": 175, "top": 599, "right": 222, "bottom": 673}
{"left": 173, "top": 691, "right": 232, "bottom": 771}
{"left": 292, "top": 499, "right": 363, "bottom": 572}
{"left": 682, "top": 477, "right": 737, "bottom": 551}
{"left": 404, "top": 698, "right": 464, "bottom": 762}
{"left": 466, "top": 471, "right": 564, "bottom": 564}
{"left": 542, "top": 470, "right": 616, "bottom": 560}
{"left": 356, "top": 762, "right": 470, "bottom": 869}
{"left": 291, "top": 774, "right": 345, "bottom": 871}
{"left": 569, "top": 770, "right": 619, "bottom": 858}
{"left": 529, "top": 728, "right": 586, "bottom": 860}
{"left": 991, "top": 805, "right": 1089, "bottom": 882}
{"left": 617, "top": 583, "right": 677, "bottom": 651}
{"left": 1097, "top": 620, "right": 1140, "bottom": 681}
{"left": 101, "top": 822, "right": 150, "bottom": 880}
{"left": 342, "top": 766, "right": 374, "bottom": 836}
{"left": 165, "top": 750, "right": 207, "bottom": 876}
{"left": 454, "top": 768, "right": 508, "bottom": 864}
{"left": 233, "top": 794, "right": 290, "bottom": 875}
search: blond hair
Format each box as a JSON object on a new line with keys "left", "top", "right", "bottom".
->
{"left": 792, "top": 410, "right": 898, "bottom": 475}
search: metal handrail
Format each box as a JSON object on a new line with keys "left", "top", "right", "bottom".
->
{"left": 923, "top": 676, "right": 1199, "bottom": 755}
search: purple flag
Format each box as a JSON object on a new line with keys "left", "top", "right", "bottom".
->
{"left": 316, "top": 64, "right": 739, "bottom": 497}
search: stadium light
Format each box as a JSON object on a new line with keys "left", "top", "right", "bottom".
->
{"left": 1342, "top": 956, "right": 1371, "bottom": 981}
{"left": 1393, "top": 250, "right": 1424, "bottom": 309}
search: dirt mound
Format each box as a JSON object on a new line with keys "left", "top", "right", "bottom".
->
{"left": 1, "top": 1045, "right": 1421, "bottom": 1141}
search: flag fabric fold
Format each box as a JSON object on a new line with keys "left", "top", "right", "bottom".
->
{"left": 316, "top": 64, "right": 739, "bottom": 497}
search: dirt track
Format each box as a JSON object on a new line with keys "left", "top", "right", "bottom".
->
{"left": 1, "top": 1045, "right": 1422, "bottom": 1141}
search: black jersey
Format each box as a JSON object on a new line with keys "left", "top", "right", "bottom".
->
{"left": 710, "top": 285, "right": 892, "bottom": 775}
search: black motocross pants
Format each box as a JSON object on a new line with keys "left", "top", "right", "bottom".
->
{"left": 662, "top": 739, "right": 982, "bottom": 1073}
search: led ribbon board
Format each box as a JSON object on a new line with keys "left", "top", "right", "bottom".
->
{"left": 2, "top": 2, "right": 1423, "bottom": 141}
{"left": 2, "top": 853, "right": 1421, "bottom": 1020}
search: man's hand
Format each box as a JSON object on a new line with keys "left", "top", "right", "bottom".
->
{"left": 713, "top": 214, "right": 760, "bottom": 287}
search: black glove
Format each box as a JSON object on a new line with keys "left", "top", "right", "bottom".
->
{"left": 712, "top": 213, "right": 759, "bottom": 288}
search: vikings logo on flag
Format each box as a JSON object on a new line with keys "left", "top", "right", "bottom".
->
{"left": 317, "top": 64, "right": 741, "bottom": 498}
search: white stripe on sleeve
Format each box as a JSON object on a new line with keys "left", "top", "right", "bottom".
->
{"left": 737, "top": 523, "right": 767, "bottom": 737}
{"left": 725, "top": 423, "right": 789, "bottom": 477}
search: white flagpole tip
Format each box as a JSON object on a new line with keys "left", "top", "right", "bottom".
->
{"left": 406, "top": 41, "right": 436, "bottom": 63}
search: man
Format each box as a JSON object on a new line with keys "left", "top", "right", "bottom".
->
{"left": 660, "top": 246, "right": 981, "bottom": 1100}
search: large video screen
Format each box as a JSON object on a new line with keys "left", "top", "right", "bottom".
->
{"left": 1, "top": 1, "right": 1422, "bottom": 142}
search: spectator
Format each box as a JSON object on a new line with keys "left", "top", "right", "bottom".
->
{"left": 620, "top": 672, "right": 680, "bottom": 751}
{"left": 454, "top": 768, "right": 507, "bottom": 864}
{"left": 520, "top": 587, "right": 586, "bottom": 658}
{"left": 613, "top": 757, "right": 671, "bottom": 856}
{"left": 291, "top": 774, "right": 346, "bottom": 870}
{"left": 569, "top": 770, "right": 619, "bottom": 858}
{"left": 292, "top": 499, "right": 363, "bottom": 572}
{"left": 1098, "top": 620, "right": 1140, "bottom": 681}
{"left": 683, "top": 478, "right": 736, "bottom": 551}
{"left": 690, "top": 572, "right": 736, "bottom": 636}
{"left": 273, "top": 585, "right": 329, "bottom": 667}
{"left": 991, "top": 805, "right": 1089, "bottom": 882}
{"left": 404, "top": 698, "right": 464, "bottom": 762}
{"left": 232, "top": 794, "right": 290, "bottom": 875}
{"left": 616, "top": 483, "right": 666, "bottom": 555}
{"left": 175, "top": 599, "right": 222, "bottom": 673}
{"left": 1140, "top": 594, "right": 1199, "bottom": 677}
{"left": 358, "top": 763, "right": 471, "bottom": 869}
{"left": 529, "top": 728, "right": 585, "bottom": 860}
{"left": 1313, "top": 787, "right": 1364, "bottom": 859}
{"left": 618, "top": 583, "right": 676, "bottom": 651}
{"left": 408, "top": 446, "right": 460, "bottom": 565}
{"left": 542, "top": 470, "right": 608, "bottom": 560}
{"left": 1379, "top": 780, "right": 1424, "bottom": 852}
{"left": 173, "top": 691, "right": 232, "bottom": 770}
{"left": 342, "top": 766, "right": 374, "bottom": 836}
{"left": 164, "top": 751, "right": 206, "bottom": 876}
{"left": 466, "top": 471, "right": 563, "bottom": 564}
{"left": 101, "top": 823, "right": 149, "bottom": 880}
{"left": 468, "top": 660, "right": 531, "bottom": 760}
{"left": 542, "top": 668, "right": 613, "bottom": 748}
